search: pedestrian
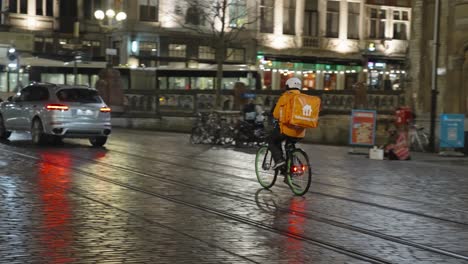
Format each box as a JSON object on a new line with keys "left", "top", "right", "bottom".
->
{"left": 353, "top": 73, "right": 368, "bottom": 109}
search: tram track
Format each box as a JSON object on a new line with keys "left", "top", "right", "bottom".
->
{"left": 105, "top": 141, "right": 468, "bottom": 226}
{"left": 2, "top": 146, "right": 468, "bottom": 263}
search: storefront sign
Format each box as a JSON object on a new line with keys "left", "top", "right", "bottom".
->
{"left": 349, "top": 110, "right": 377, "bottom": 146}
{"left": 440, "top": 114, "right": 465, "bottom": 148}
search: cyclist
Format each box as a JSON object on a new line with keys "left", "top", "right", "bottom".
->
{"left": 270, "top": 77, "right": 306, "bottom": 170}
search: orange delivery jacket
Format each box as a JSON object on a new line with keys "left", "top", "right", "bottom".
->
{"left": 272, "top": 89, "right": 306, "bottom": 138}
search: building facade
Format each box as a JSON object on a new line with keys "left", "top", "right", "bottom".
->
{"left": 409, "top": 0, "right": 468, "bottom": 116}
{"left": 0, "top": 0, "right": 411, "bottom": 93}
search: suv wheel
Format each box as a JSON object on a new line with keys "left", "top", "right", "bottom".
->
{"left": 0, "top": 115, "right": 11, "bottom": 140}
{"left": 89, "top": 136, "right": 107, "bottom": 147}
{"left": 31, "top": 119, "right": 47, "bottom": 145}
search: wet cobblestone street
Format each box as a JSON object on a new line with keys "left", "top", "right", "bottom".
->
{"left": 1, "top": 129, "right": 468, "bottom": 263}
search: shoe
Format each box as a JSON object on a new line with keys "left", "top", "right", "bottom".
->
{"left": 272, "top": 160, "right": 285, "bottom": 170}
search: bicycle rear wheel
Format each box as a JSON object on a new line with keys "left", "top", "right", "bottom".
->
{"left": 190, "top": 126, "right": 204, "bottom": 144}
{"left": 286, "top": 149, "right": 312, "bottom": 196}
{"left": 255, "top": 146, "right": 277, "bottom": 189}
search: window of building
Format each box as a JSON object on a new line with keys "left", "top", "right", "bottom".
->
{"left": 326, "top": 1, "right": 339, "bottom": 38}
{"left": 19, "top": 0, "right": 27, "bottom": 14}
{"left": 368, "top": 7, "right": 386, "bottom": 39}
{"left": 9, "top": 0, "right": 27, "bottom": 14}
{"left": 304, "top": 0, "right": 318, "bottom": 37}
{"left": 229, "top": 0, "right": 247, "bottom": 28}
{"left": 185, "top": 3, "right": 203, "bottom": 25}
{"left": 82, "top": 40, "right": 101, "bottom": 57}
{"left": 34, "top": 37, "right": 54, "bottom": 53}
{"left": 168, "top": 44, "right": 186, "bottom": 58}
{"left": 260, "top": 0, "right": 274, "bottom": 33}
{"left": 392, "top": 9, "right": 409, "bottom": 40}
{"left": 46, "top": 0, "right": 53, "bottom": 16}
{"left": 199, "top": 46, "right": 215, "bottom": 60}
{"left": 36, "top": 0, "right": 43, "bottom": 15}
{"left": 139, "top": 42, "right": 158, "bottom": 56}
{"left": 226, "top": 48, "right": 244, "bottom": 62}
{"left": 139, "top": 0, "right": 158, "bottom": 22}
{"left": 283, "top": 0, "right": 295, "bottom": 35}
{"left": 84, "top": 0, "right": 103, "bottom": 19}
{"left": 0, "top": 73, "right": 7, "bottom": 92}
{"left": 348, "top": 2, "right": 360, "bottom": 39}
{"left": 36, "top": 0, "right": 53, "bottom": 17}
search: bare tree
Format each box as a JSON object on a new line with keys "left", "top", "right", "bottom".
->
{"left": 175, "top": 0, "right": 258, "bottom": 109}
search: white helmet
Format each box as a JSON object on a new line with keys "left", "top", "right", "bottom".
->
{"left": 285, "top": 77, "right": 302, "bottom": 90}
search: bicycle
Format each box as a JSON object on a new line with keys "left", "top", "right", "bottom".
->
{"left": 408, "top": 124, "right": 429, "bottom": 152}
{"left": 255, "top": 138, "right": 312, "bottom": 196}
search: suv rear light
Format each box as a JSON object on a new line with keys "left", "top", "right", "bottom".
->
{"left": 100, "top": 107, "right": 111, "bottom": 113}
{"left": 46, "top": 104, "right": 69, "bottom": 111}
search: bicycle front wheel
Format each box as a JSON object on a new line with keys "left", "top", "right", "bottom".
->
{"left": 255, "top": 146, "right": 277, "bottom": 189}
{"left": 286, "top": 149, "right": 312, "bottom": 196}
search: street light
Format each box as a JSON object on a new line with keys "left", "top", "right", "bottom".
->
{"left": 94, "top": 9, "right": 127, "bottom": 67}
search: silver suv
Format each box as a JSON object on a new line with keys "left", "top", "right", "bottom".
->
{"left": 0, "top": 83, "right": 111, "bottom": 147}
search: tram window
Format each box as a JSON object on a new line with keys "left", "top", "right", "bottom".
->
{"left": 90, "top": 75, "right": 99, "bottom": 88}
{"left": 222, "top": 78, "right": 239, "bottom": 89}
{"left": 66, "top": 74, "right": 90, "bottom": 86}
{"left": 191, "top": 77, "right": 214, "bottom": 90}
{"left": 168, "top": 77, "right": 189, "bottom": 90}
{"left": 0, "top": 73, "right": 7, "bottom": 92}
{"left": 158, "top": 77, "right": 167, "bottom": 89}
{"left": 42, "top": 73, "right": 65, "bottom": 84}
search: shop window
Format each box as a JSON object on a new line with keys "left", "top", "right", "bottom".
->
{"left": 283, "top": 0, "right": 295, "bottom": 35}
{"left": 260, "top": 0, "right": 274, "bottom": 33}
{"left": 229, "top": 0, "right": 247, "bottom": 28}
{"left": 348, "top": 2, "right": 360, "bottom": 39}
{"left": 262, "top": 71, "right": 272, "bottom": 89}
{"left": 323, "top": 73, "right": 336, "bottom": 90}
{"left": 139, "top": 42, "right": 158, "bottom": 57}
{"left": 66, "top": 74, "right": 90, "bottom": 86}
{"left": 326, "top": 1, "right": 339, "bottom": 38}
{"left": 199, "top": 46, "right": 215, "bottom": 60}
{"left": 90, "top": 75, "right": 99, "bottom": 88}
{"left": 139, "top": 0, "right": 159, "bottom": 22}
{"left": 304, "top": 0, "right": 318, "bottom": 37}
{"left": 168, "top": 44, "right": 186, "bottom": 58}
{"left": 303, "top": 73, "right": 316, "bottom": 90}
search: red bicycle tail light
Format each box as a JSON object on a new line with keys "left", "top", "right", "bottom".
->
{"left": 100, "top": 107, "right": 111, "bottom": 113}
{"left": 46, "top": 104, "right": 69, "bottom": 111}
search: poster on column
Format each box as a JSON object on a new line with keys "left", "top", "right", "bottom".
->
{"left": 349, "top": 110, "right": 377, "bottom": 146}
{"left": 440, "top": 114, "right": 465, "bottom": 148}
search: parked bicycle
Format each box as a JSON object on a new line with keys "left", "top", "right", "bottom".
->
{"left": 255, "top": 138, "right": 312, "bottom": 196}
{"left": 190, "top": 111, "right": 237, "bottom": 145}
{"left": 408, "top": 123, "right": 429, "bottom": 152}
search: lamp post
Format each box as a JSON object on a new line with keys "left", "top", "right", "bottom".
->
{"left": 94, "top": 9, "right": 127, "bottom": 68}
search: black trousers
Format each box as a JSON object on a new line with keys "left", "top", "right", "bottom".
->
{"left": 268, "top": 125, "right": 300, "bottom": 163}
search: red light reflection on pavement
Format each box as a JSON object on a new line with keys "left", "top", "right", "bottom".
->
{"left": 285, "top": 197, "right": 307, "bottom": 264}
{"left": 37, "top": 151, "right": 75, "bottom": 264}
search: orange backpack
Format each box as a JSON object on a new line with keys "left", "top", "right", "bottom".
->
{"left": 279, "top": 93, "right": 321, "bottom": 128}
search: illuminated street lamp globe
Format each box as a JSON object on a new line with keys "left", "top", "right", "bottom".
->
{"left": 94, "top": 9, "right": 126, "bottom": 22}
